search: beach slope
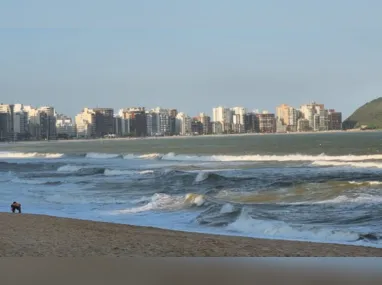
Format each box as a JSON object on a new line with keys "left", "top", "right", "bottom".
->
{"left": 0, "top": 213, "right": 381, "bottom": 256}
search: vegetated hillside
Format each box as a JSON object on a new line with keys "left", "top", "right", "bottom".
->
{"left": 343, "top": 97, "right": 382, "bottom": 129}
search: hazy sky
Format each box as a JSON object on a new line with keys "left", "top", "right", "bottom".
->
{"left": 1, "top": 0, "right": 382, "bottom": 118}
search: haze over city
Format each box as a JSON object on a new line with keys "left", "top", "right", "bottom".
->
{"left": 1, "top": 0, "right": 382, "bottom": 119}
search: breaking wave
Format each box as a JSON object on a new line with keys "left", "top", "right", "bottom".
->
{"left": 104, "top": 169, "right": 154, "bottom": 176}
{"left": 157, "top": 152, "right": 382, "bottom": 162}
{"left": 313, "top": 194, "right": 382, "bottom": 204}
{"left": 226, "top": 208, "right": 364, "bottom": 243}
{"left": 0, "top": 151, "right": 64, "bottom": 159}
{"left": 312, "top": 161, "right": 382, "bottom": 168}
{"left": 5, "top": 150, "right": 382, "bottom": 164}
{"left": 57, "top": 165, "right": 84, "bottom": 173}
{"left": 85, "top": 153, "right": 122, "bottom": 159}
{"left": 348, "top": 181, "right": 382, "bottom": 185}
{"left": 111, "top": 193, "right": 206, "bottom": 214}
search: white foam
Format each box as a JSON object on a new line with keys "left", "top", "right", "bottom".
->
{"left": 220, "top": 203, "right": 235, "bottom": 214}
{"left": 194, "top": 172, "right": 209, "bottom": 183}
{"left": 123, "top": 153, "right": 163, "bottom": 160}
{"left": 312, "top": 161, "right": 382, "bottom": 168}
{"left": 314, "top": 194, "right": 382, "bottom": 204}
{"left": 156, "top": 152, "right": 382, "bottom": 163}
{"left": 112, "top": 193, "right": 205, "bottom": 214}
{"left": 57, "top": 165, "right": 83, "bottom": 173}
{"left": 227, "top": 209, "right": 360, "bottom": 242}
{"left": 114, "top": 193, "right": 185, "bottom": 214}
{"left": 349, "top": 181, "right": 382, "bottom": 185}
{"left": 138, "top": 170, "right": 155, "bottom": 175}
{"left": 0, "top": 151, "right": 63, "bottom": 159}
{"left": 85, "top": 152, "right": 120, "bottom": 159}
{"left": 185, "top": 193, "right": 206, "bottom": 207}
{"left": 138, "top": 153, "right": 163, "bottom": 159}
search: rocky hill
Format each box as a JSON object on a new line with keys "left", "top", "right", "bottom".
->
{"left": 343, "top": 97, "right": 382, "bottom": 129}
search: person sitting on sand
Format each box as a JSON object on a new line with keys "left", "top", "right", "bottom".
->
{"left": 11, "top": 201, "right": 21, "bottom": 213}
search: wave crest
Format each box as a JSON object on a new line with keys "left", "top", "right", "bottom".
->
{"left": 112, "top": 193, "right": 206, "bottom": 214}
{"left": 227, "top": 208, "right": 361, "bottom": 242}
{"left": 0, "top": 151, "right": 63, "bottom": 159}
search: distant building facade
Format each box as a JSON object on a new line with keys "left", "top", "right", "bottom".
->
{"left": 257, "top": 112, "right": 276, "bottom": 133}
{"left": 75, "top": 108, "right": 96, "bottom": 138}
{"left": 56, "top": 114, "right": 76, "bottom": 138}
{"left": 120, "top": 107, "right": 147, "bottom": 137}
{"left": 328, "top": 110, "right": 342, "bottom": 130}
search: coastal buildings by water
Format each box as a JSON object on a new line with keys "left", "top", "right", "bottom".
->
{"left": 0, "top": 101, "right": 343, "bottom": 141}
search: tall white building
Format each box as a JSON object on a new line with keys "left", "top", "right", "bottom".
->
{"left": 300, "top": 102, "right": 324, "bottom": 129}
{"left": 146, "top": 107, "right": 171, "bottom": 136}
{"left": 212, "top": 106, "right": 232, "bottom": 133}
{"left": 175, "top": 112, "right": 191, "bottom": 135}
{"left": 231, "top": 107, "right": 246, "bottom": 133}
{"left": 75, "top": 108, "right": 95, "bottom": 138}
{"left": 56, "top": 115, "right": 76, "bottom": 138}
{"left": 23, "top": 105, "right": 41, "bottom": 139}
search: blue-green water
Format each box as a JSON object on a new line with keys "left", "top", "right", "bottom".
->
{"left": 1, "top": 132, "right": 382, "bottom": 247}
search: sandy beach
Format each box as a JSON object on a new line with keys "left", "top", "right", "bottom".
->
{"left": 0, "top": 213, "right": 381, "bottom": 257}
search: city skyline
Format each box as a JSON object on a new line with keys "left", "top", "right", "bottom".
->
{"left": 0, "top": 100, "right": 343, "bottom": 141}
{"left": 0, "top": 100, "right": 346, "bottom": 120}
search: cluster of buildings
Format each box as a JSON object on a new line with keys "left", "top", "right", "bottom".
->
{"left": 0, "top": 102, "right": 342, "bottom": 141}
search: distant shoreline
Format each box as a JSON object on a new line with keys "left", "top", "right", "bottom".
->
{"left": 0, "top": 128, "right": 380, "bottom": 147}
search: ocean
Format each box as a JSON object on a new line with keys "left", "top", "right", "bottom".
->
{"left": 1, "top": 132, "right": 382, "bottom": 247}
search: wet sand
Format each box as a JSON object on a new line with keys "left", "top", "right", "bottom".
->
{"left": 0, "top": 213, "right": 381, "bottom": 257}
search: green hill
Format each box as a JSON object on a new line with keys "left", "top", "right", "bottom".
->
{"left": 343, "top": 97, "right": 382, "bottom": 129}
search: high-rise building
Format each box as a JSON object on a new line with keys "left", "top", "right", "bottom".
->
{"left": 120, "top": 107, "right": 147, "bottom": 137}
{"left": 199, "top": 113, "right": 211, "bottom": 135}
{"left": 319, "top": 109, "right": 329, "bottom": 131}
{"left": 191, "top": 118, "right": 203, "bottom": 135}
{"left": 300, "top": 102, "right": 324, "bottom": 129}
{"left": 39, "top": 112, "right": 57, "bottom": 140}
{"left": 11, "top": 104, "right": 29, "bottom": 140}
{"left": 175, "top": 112, "right": 191, "bottom": 135}
{"left": 276, "top": 118, "right": 287, "bottom": 133}
{"left": 56, "top": 114, "right": 76, "bottom": 138}
{"left": 37, "top": 106, "right": 57, "bottom": 140}
{"left": 276, "top": 104, "right": 291, "bottom": 125}
{"left": 0, "top": 104, "right": 15, "bottom": 141}
{"left": 313, "top": 114, "right": 320, "bottom": 131}
{"left": 212, "top": 106, "right": 232, "bottom": 133}
{"left": 169, "top": 109, "right": 178, "bottom": 118}
{"left": 75, "top": 108, "right": 96, "bottom": 138}
{"left": 92, "top": 108, "right": 114, "bottom": 137}
{"left": 231, "top": 107, "right": 246, "bottom": 133}
{"left": 328, "top": 110, "right": 342, "bottom": 130}
{"left": 257, "top": 112, "right": 276, "bottom": 133}
{"left": 147, "top": 107, "right": 171, "bottom": 136}
{"left": 244, "top": 113, "right": 258, "bottom": 133}
{"left": 212, "top": 121, "right": 223, "bottom": 134}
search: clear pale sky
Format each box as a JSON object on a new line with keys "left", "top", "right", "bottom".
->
{"left": 1, "top": 0, "right": 382, "bottom": 118}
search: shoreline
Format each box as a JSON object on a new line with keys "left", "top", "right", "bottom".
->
{"left": 0, "top": 129, "right": 381, "bottom": 147}
{"left": 1, "top": 213, "right": 381, "bottom": 256}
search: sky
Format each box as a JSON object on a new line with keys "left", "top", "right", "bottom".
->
{"left": 1, "top": 0, "right": 382, "bottom": 118}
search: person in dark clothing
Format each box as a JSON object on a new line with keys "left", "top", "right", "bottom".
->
{"left": 11, "top": 201, "right": 21, "bottom": 213}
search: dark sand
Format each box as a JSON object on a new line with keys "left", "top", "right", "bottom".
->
{"left": 1, "top": 213, "right": 381, "bottom": 256}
